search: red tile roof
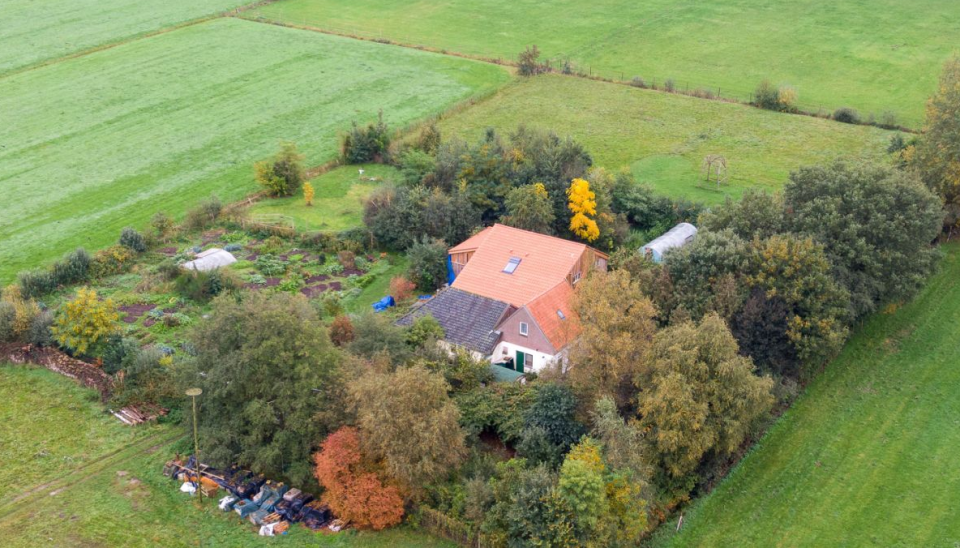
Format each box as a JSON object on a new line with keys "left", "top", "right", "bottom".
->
{"left": 450, "top": 224, "right": 588, "bottom": 307}
{"left": 524, "top": 281, "right": 581, "bottom": 350}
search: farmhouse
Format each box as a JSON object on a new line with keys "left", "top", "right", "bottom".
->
{"left": 402, "top": 224, "right": 607, "bottom": 373}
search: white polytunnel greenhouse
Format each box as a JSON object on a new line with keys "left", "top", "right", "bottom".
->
{"left": 641, "top": 222, "right": 698, "bottom": 263}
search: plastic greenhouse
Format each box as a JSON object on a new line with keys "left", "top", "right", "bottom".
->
{"left": 641, "top": 223, "right": 698, "bottom": 263}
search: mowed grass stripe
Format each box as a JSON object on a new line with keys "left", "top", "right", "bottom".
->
{"left": 652, "top": 244, "right": 960, "bottom": 547}
{"left": 436, "top": 75, "right": 893, "bottom": 204}
{"left": 0, "top": 0, "right": 251, "bottom": 75}
{"left": 0, "top": 17, "right": 509, "bottom": 283}
{"left": 253, "top": 0, "right": 960, "bottom": 126}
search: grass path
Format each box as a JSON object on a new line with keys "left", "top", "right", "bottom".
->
{"left": 252, "top": 0, "right": 960, "bottom": 126}
{"left": 437, "top": 75, "right": 894, "bottom": 203}
{"left": 651, "top": 243, "right": 960, "bottom": 547}
{"left": 0, "top": 17, "right": 508, "bottom": 284}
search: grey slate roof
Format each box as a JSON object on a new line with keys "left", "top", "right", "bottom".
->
{"left": 397, "top": 288, "right": 513, "bottom": 355}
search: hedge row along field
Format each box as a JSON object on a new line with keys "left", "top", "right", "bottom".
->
{"left": 0, "top": 0, "right": 250, "bottom": 74}
{"left": 0, "top": 17, "right": 509, "bottom": 284}
{"left": 436, "top": 75, "right": 894, "bottom": 204}
{"left": 651, "top": 244, "right": 960, "bottom": 547}
{"left": 251, "top": 0, "right": 959, "bottom": 127}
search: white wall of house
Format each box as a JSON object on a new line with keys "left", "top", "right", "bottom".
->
{"left": 491, "top": 341, "right": 558, "bottom": 373}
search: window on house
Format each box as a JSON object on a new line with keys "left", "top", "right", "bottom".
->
{"left": 557, "top": 310, "right": 566, "bottom": 320}
{"left": 503, "top": 256, "right": 521, "bottom": 274}
{"left": 519, "top": 322, "right": 529, "bottom": 336}
{"left": 525, "top": 353, "right": 534, "bottom": 367}
{"left": 572, "top": 270, "right": 582, "bottom": 283}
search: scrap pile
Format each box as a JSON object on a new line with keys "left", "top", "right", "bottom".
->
{"left": 110, "top": 404, "right": 167, "bottom": 425}
{"left": 162, "top": 455, "right": 335, "bottom": 537}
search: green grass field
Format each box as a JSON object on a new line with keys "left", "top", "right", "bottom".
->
{"left": 437, "top": 75, "right": 894, "bottom": 203}
{"left": 0, "top": 17, "right": 508, "bottom": 285}
{"left": 651, "top": 244, "right": 960, "bottom": 547}
{"left": 248, "top": 164, "right": 399, "bottom": 233}
{"left": 253, "top": 0, "right": 959, "bottom": 126}
{"left": 0, "top": 365, "right": 159, "bottom": 490}
{"left": 0, "top": 0, "right": 250, "bottom": 74}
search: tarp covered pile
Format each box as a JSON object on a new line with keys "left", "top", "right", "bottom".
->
{"left": 163, "top": 455, "right": 335, "bottom": 536}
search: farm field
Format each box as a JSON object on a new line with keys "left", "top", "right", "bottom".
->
{"left": 651, "top": 244, "right": 960, "bottom": 547}
{"left": 0, "top": 0, "right": 250, "bottom": 74}
{"left": 247, "top": 164, "right": 399, "bottom": 233}
{"left": 0, "top": 17, "right": 509, "bottom": 285}
{"left": 0, "top": 449, "right": 454, "bottom": 548}
{"left": 437, "top": 75, "right": 894, "bottom": 203}
{"left": 0, "top": 365, "right": 160, "bottom": 491}
{"left": 252, "top": 0, "right": 959, "bottom": 126}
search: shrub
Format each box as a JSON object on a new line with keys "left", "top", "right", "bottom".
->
{"left": 119, "top": 227, "right": 147, "bottom": 253}
{"left": 303, "top": 181, "right": 315, "bottom": 206}
{"left": 51, "top": 287, "right": 119, "bottom": 356}
{"left": 156, "top": 259, "right": 180, "bottom": 281}
{"left": 389, "top": 276, "right": 416, "bottom": 301}
{"left": 54, "top": 248, "right": 92, "bottom": 286}
{"left": 255, "top": 254, "right": 288, "bottom": 276}
{"left": 663, "top": 79, "right": 676, "bottom": 92}
{"left": 629, "top": 76, "right": 646, "bottom": 88}
{"left": 101, "top": 334, "right": 138, "bottom": 374}
{"left": 151, "top": 211, "right": 174, "bottom": 240}
{"left": 184, "top": 195, "right": 222, "bottom": 230}
{"left": 224, "top": 243, "right": 242, "bottom": 252}
{"left": 278, "top": 276, "right": 304, "bottom": 294}
{"left": 407, "top": 236, "right": 448, "bottom": 291}
{"left": 175, "top": 269, "right": 238, "bottom": 302}
{"left": 329, "top": 315, "right": 355, "bottom": 347}
{"left": 337, "top": 250, "right": 356, "bottom": 270}
{"left": 754, "top": 80, "right": 779, "bottom": 110}
{"left": 518, "top": 45, "right": 549, "bottom": 76}
{"left": 27, "top": 309, "right": 54, "bottom": 347}
{"left": 832, "top": 107, "right": 861, "bottom": 124}
{"left": 0, "top": 302, "right": 15, "bottom": 343}
{"left": 90, "top": 245, "right": 136, "bottom": 278}
{"left": 255, "top": 142, "right": 306, "bottom": 197}
{"left": 18, "top": 269, "right": 57, "bottom": 299}
{"left": 413, "top": 122, "right": 441, "bottom": 154}
{"left": 341, "top": 111, "right": 390, "bottom": 164}
{"left": 398, "top": 149, "right": 436, "bottom": 186}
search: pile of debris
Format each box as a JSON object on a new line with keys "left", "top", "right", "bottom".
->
{"left": 163, "top": 455, "right": 335, "bottom": 537}
{"left": 110, "top": 404, "right": 167, "bottom": 425}
{"left": 1, "top": 343, "right": 113, "bottom": 401}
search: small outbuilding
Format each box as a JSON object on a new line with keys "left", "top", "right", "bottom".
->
{"left": 641, "top": 222, "right": 698, "bottom": 263}
{"left": 181, "top": 248, "right": 237, "bottom": 272}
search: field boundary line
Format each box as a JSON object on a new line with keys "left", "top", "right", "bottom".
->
{"left": 239, "top": 14, "right": 918, "bottom": 133}
{"left": 0, "top": 0, "right": 278, "bottom": 83}
{"left": 0, "top": 430, "right": 184, "bottom": 523}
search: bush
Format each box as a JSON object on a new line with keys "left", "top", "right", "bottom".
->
{"left": 337, "top": 250, "right": 356, "bottom": 270}
{"left": 175, "top": 269, "right": 239, "bottom": 302}
{"left": 119, "top": 227, "right": 147, "bottom": 253}
{"left": 255, "top": 142, "right": 306, "bottom": 196}
{"left": 255, "top": 254, "right": 288, "bottom": 276}
{"left": 833, "top": 107, "right": 861, "bottom": 124}
{"left": 341, "top": 111, "right": 390, "bottom": 164}
{"left": 408, "top": 237, "right": 448, "bottom": 291}
{"left": 389, "top": 276, "right": 416, "bottom": 301}
{"left": 754, "top": 80, "right": 796, "bottom": 112}
{"left": 151, "top": 211, "right": 174, "bottom": 240}
{"left": 413, "top": 122, "right": 441, "bottom": 154}
{"left": 184, "top": 195, "right": 222, "bottom": 230}
{"left": 27, "top": 309, "right": 54, "bottom": 347}
{"left": 90, "top": 245, "right": 136, "bottom": 279}
{"left": 878, "top": 110, "right": 899, "bottom": 129}
{"left": 398, "top": 149, "right": 436, "bottom": 186}
{"left": 663, "top": 79, "right": 676, "bottom": 92}
{"left": 51, "top": 287, "right": 119, "bottom": 356}
{"left": 518, "top": 45, "right": 549, "bottom": 76}
{"left": 18, "top": 269, "right": 57, "bottom": 299}
{"left": 329, "top": 315, "right": 355, "bottom": 347}
{"left": 629, "top": 76, "right": 646, "bottom": 88}
{"left": 0, "top": 302, "right": 15, "bottom": 343}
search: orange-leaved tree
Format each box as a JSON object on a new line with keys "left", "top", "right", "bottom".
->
{"left": 303, "top": 181, "right": 315, "bottom": 206}
{"left": 314, "top": 427, "right": 404, "bottom": 530}
{"left": 567, "top": 178, "right": 600, "bottom": 241}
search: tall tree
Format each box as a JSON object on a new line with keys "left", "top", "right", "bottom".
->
{"left": 567, "top": 178, "right": 600, "bottom": 242}
{"left": 350, "top": 366, "right": 466, "bottom": 494}
{"left": 912, "top": 55, "right": 960, "bottom": 227}
{"left": 502, "top": 183, "right": 556, "bottom": 234}
{"left": 185, "top": 292, "right": 343, "bottom": 485}
{"left": 637, "top": 313, "right": 774, "bottom": 479}
{"left": 568, "top": 270, "right": 657, "bottom": 411}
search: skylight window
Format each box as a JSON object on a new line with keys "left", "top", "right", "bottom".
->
{"left": 502, "top": 256, "right": 521, "bottom": 274}
{"left": 557, "top": 310, "right": 566, "bottom": 320}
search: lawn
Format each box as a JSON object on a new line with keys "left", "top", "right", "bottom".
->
{"left": 0, "top": 422, "right": 451, "bottom": 548}
{"left": 251, "top": 0, "right": 959, "bottom": 126}
{"left": 437, "top": 75, "right": 894, "bottom": 203}
{"left": 650, "top": 243, "right": 960, "bottom": 547}
{"left": 0, "top": 365, "right": 160, "bottom": 491}
{"left": 0, "top": 0, "right": 249, "bottom": 74}
{"left": 0, "top": 17, "right": 509, "bottom": 285}
{"left": 248, "top": 164, "right": 399, "bottom": 233}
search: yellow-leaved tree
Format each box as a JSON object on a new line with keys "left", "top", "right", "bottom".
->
{"left": 912, "top": 55, "right": 960, "bottom": 228}
{"left": 51, "top": 287, "right": 119, "bottom": 356}
{"left": 567, "top": 178, "right": 600, "bottom": 241}
{"left": 303, "top": 181, "right": 315, "bottom": 206}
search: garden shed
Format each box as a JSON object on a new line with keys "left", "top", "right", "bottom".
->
{"left": 641, "top": 222, "right": 698, "bottom": 263}
{"left": 182, "top": 248, "right": 237, "bottom": 272}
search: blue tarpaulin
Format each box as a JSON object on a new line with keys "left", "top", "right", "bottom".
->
{"left": 372, "top": 295, "right": 395, "bottom": 312}
{"left": 446, "top": 255, "right": 456, "bottom": 285}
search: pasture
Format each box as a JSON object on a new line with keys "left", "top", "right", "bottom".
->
{"left": 0, "top": 0, "right": 249, "bottom": 74}
{"left": 0, "top": 365, "right": 159, "bottom": 491}
{"left": 436, "top": 75, "right": 894, "bottom": 203}
{"left": 247, "top": 164, "right": 399, "bottom": 233}
{"left": 252, "top": 0, "right": 960, "bottom": 126}
{"left": 652, "top": 244, "right": 960, "bottom": 547}
{"left": 0, "top": 17, "right": 509, "bottom": 284}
